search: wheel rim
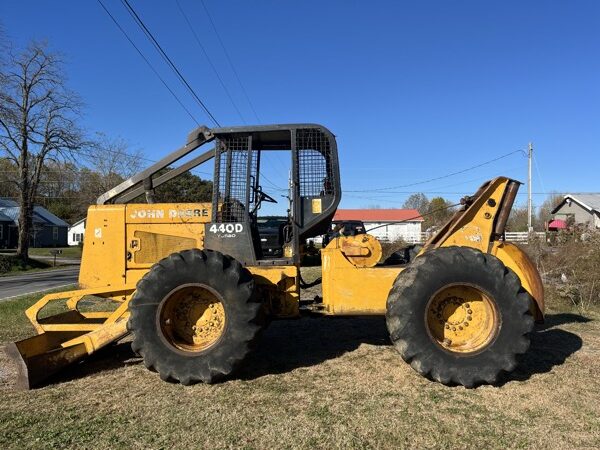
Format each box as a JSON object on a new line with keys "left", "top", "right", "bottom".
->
{"left": 158, "top": 284, "right": 226, "bottom": 353}
{"left": 425, "top": 284, "right": 499, "bottom": 354}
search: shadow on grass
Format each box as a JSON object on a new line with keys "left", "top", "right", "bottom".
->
{"left": 537, "top": 312, "right": 592, "bottom": 330}
{"left": 500, "top": 312, "right": 587, "bottom": 385}
{"left": 239, "top": 316, "right": 390, "bottom": 380}
{"left": 43, "top": 341, "right": 140, "bottom": 388}
{"left": 36, "top": 312, "right": 588, "bottom": 388}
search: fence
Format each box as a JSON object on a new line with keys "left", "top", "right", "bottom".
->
{"left": 310, "top": 231, "right": 546, "bottom": 246}
{"left": 503, "top": 231, "right": 546, "bottom": 243}
{"left": 415, "top": 231, "right": 546, "bottom": 244}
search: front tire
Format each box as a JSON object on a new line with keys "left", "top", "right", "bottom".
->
{"left": 386, "top": 246, "right": 534, "bottom": 387}
{"left": 128, "top": 249, "right": 263, "bottom": 385}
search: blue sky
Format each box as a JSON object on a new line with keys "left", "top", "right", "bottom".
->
{"left": 2, "top": 0, "right": 599, "bottom": 211}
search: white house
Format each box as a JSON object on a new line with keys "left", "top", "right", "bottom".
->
{"left": 68, "top": 218, "right": 86, "bottom": 246}
{"left": 333, "top": 209, "right": 424, "bottom": 243}
{"left": 551, "top": 194, "right": 600, "bottom": 229}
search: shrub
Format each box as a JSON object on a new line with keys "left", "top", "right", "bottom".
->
{"left": 525, "top": 230, "right": 600, "bottom": 311}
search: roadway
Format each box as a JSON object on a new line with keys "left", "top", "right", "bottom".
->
{"left": 0, "top": 266, "right": 80, "bottom": 301}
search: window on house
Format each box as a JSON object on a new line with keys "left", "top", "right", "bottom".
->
{"left": 0, "top": 226, "right": 3, "bottom": 240}
{"left": 53, "top": 227, "right": 59, "bottom": 240}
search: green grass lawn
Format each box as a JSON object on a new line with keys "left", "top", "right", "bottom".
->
{"left": 28, "top": 246, "right": 82, "bottom": 258}
{"left": 0, "top": 284, "right": 599, "bottom": 449}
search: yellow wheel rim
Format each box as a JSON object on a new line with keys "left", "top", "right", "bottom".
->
{"left": 425, "top": 284, "right": 499, "bottom": 354}
{"left": 159, "top": 284, "right": 226, "bottom": 353}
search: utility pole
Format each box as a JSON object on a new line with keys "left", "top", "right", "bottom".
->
{"left": 527, "top": 142, "right": 533, "bottom": 232}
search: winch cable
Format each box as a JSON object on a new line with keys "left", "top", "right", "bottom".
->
{"left": 365, "top": 202, "right": 462, "bottom": 234}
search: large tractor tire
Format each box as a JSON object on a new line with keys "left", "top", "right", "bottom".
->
{"left": 385, "top": 246, "right": 534, "bottom": 387}
{"left": 128, "top": 249, "right": 264, "bottom": 385}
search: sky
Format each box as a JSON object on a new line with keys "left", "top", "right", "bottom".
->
{"left": 1, "top": 0, "right": 599, "bottom": 213}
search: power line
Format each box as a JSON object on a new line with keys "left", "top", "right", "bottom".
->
{"left": 195, "top": 1, "right": 293, "bottom": 177}
{"left": 346, "top": 149, "right": 526, "bottom": 193}
{"left": 348, "top": 165, "right": 524, "bottom": 197}
{"left": 199, "top": 0, "right": 261, "bottom": 123}
{"left": 121, "top": 0, "right": 220, "bottom": 126}
{"left": 96, "top": 0, "right": 199, "bottom": 125}
{"left": 175, "top": 0, "right": 245, "bottom": 123}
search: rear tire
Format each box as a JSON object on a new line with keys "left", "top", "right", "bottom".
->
{"left": 385, "top": 246, "right": 533, "bottom": 387}
{"left": 128, "top": 249, "right": 263, "bottom": 385}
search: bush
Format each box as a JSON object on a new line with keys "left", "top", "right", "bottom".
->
{"left": 0, "top": 255, "right": 15, "bottom": 273}
{"left": 0, "top": 254, "right": 51, "bottom": 274}
{"left": 525, "top": 230, "right": 600, "bottom": 310}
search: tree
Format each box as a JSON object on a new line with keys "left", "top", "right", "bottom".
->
{"left": 403, "top": 193, "right": 429, "bottom": 215}
{"left": 0, "top": 42, "right": 86, "bottom": 260}
{"left": 150, "top": 168, "right": 212, "bottom": 203}
{"left": 506, "top": 206, "right": 529, "bottom": 232}
{"left": 425, "top": 196, "right": 456, "bottom": 229}
{"left": 537, "top": 193, "right": 563, "bottom": 229}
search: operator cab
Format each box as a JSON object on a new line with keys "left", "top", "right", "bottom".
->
{"left": 204, "top": 124, "right": 341, "bottom": 265}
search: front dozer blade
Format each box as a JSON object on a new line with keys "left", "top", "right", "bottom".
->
{"left": 4, "top": 319, "right": 128, "bottom": 390}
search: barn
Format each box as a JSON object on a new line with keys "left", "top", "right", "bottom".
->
{"left": 333, "top": 209, "right": 424, "bottom": 243}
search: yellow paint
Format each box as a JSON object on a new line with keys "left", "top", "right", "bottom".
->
{"left": 432, "top": 179, "right": 508, "bottom": 253}
{"left": 321, "top": 241, "right": 401, "bottom": 314}
{"left": 320, "top": 177, "right": 543, "bottom": 318}
{"left": 159, "top": 285, "right": 226, "bottom": 352}
{"left": 426, "top": 284, "right": 498, "bottom": 353}
{"left": 338, "top": 234, "right": 382, "bottom": 268}
{"left": 79, "top": 205, "right": 126, "bottom": 288}
{"left": 311, "top": 198, "right": 322, "bottom": 214}
{"left": 81, "top": 203, "right": 211, "bottom": 288}
{"left": 249, "top": 266, "right": 299, "bottom": 317}
{"left": 492, "top": 241, "right": 545, "bottom": 321}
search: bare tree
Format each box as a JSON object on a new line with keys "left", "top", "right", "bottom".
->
{"left": 537, "top": 192, "right": 563, "bottom": 227}
{"left": 0, "top": 42, "right": 85, "bottom": 261}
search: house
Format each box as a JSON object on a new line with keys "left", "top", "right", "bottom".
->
{"left": 0, "top": 198, "right": 69, "bottom": 247}
{"left": 0, "top": 210, "right": 13, "bottom": 249}
{"left": 333, "top": 209, "right": 424, "bottom": 243}
{"left": 68, "top": 218, "right": 86, "bottom": 246}
{"left": 551, "top": 194, "right": 600, "bottom": 229}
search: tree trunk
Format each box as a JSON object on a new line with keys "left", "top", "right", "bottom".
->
{"left": 17, "top": 189, "right": 32, "bottom": 262}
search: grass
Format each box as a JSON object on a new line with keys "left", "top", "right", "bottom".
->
{"left": 0, "top": 280, "right": 599, "bottom": 449}
{"left": 27, "top": 247, "right": 82, "bottom": 259}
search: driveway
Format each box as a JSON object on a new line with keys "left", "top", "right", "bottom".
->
{"left": 0, "top": 267, "right": 79, "bottom": 301}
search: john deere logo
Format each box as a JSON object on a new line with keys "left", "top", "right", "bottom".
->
{"left": 129, "top": 208, "right": 209, "bottom": 219}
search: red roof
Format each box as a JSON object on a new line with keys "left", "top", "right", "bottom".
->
{"left": 334, "top": 209, "right": 424, "bottom": 222}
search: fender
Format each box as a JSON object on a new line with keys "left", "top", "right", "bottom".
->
{"left": 493, "top": 241, "right": 545, "bottom": 323}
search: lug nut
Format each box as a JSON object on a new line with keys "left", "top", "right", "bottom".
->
{"left": 467, "top": 316, "right": 472, "bottom": 321}
{"left": 465, "top": 303, "right": 470, "bottom": 308}
{"left": 445, "top": 324, "right": 450, "bottom": 329}
{"left": 452, "top": 326, "right": 456, "bottom": 331}
{"left": 467, "top": 309, "right": 473, "bottom": 314}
